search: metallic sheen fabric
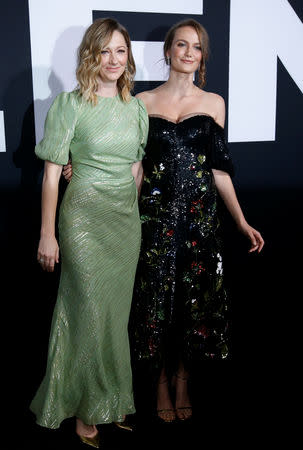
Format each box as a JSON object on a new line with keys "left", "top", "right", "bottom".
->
{"left": 131, "top": 114, "right": 233, "bottom": 369}
{"left": 30, "top": 91, "right": 148, "bottom": 428}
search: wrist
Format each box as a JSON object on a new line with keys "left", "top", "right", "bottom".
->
{"left": 235, "top": 217, "right": 247, "bottom": 228}
{"left": 40, "top": 229, "right": 55, "bottom": 239}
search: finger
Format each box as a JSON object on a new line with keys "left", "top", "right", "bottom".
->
{"left": 44, "top": 258, "right": 51, "bottom": 272}
{"left": 38, "top": 254, "right": 46, "bottom": 270}
{"left": 257, "top": 236, "right": 265, "bottom": 253}
{"left": 48, "top": 258, "right": 55, "bottom": 272}
{"left": 252, "top": 230, "right": 264, "bottom": 253}
{"left": 248, "top": 234, "right": 259, "bottom": 252}
{"left": 63, "top": 161, "right": 71, "bottom": 170}
{"left": 247, "top": 231, "right": 257, "bottom": 251}
{"left": 62, "top": 167, "right": 71, "bottom": 175}
{"left": 55, "top": 247, "right": 60, "bottom": 264}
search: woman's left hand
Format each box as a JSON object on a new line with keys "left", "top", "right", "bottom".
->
{"left": 62, "top": 160, "right": 73, "bottom": 182}
{"left": 238, "top": 221, "right": 265, "bottom": 253}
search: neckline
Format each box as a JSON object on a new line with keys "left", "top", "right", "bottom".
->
{"left": 96, "top": 93, "right": 120, "bottom": 99}
{"left": 148, "top": 112, "right": 215, "bottom": 125}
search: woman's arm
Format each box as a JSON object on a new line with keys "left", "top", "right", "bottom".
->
{"left": 38, "top": 161, "right": 63, "bottom": 271}
{"left": 131, "top": 161, "right": 144, "bottom": 195}
{"left": 213, "top": 169, "right": 264, "bottom": 252}
{"left": 211, "top": 95, "right": 264, "bottom": 252}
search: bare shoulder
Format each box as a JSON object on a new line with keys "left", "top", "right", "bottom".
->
{"left": 135, "top": 88, "right": 160, "bottom": 112}
{"left": 204, "top": 91, "right": 225, "bottom": 110}
{"left": 202, "top": 91, "right": 225, "bottom": 127}
{"left": 135, "top": 90, "right": 150, "bottom": 101}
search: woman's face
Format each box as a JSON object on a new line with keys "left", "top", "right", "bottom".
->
{"left": 99, "top": 30, "right": 128, "bottom": 83}
{"left": 168, "top": 26, "right": 202, "bottom": 75}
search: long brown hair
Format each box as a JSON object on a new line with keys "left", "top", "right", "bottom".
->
{"left": 163, "top": 19, "right": 209, "bottom": 88}
{"left": 76, "top": 18, "right": 136, "bottom": 104}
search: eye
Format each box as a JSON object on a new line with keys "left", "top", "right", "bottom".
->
{"left": 118, "top": 49, "right": 126, "bottom": 53}
{"left": 177, "top": 42, "right": 185, "bottom": 47}
{"left": 101, "top": 50, "right": 109, "bottom": 55}
{"left": 195, "top": 46, "right": 202, "bottom": 51}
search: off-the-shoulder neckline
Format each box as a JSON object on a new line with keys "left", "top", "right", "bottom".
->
{"left": 148, "top": 113, "right": 223, "bottom": 129}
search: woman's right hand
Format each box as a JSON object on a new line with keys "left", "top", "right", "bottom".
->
{"left": 37, "top": 235, "right": 59, "bottom": 272}
{"left": 62, "top": 160, "right": 73, "bottom": 182}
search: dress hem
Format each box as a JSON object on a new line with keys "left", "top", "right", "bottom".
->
{"left": 31, "top": 406, "right": 136, "bottom": 429}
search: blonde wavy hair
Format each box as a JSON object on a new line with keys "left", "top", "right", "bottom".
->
{"left": 164, "top": 19, "right": 209, "bottom": 88}
{"left": 76, "top": 18, "right": 135, "bottom": 104}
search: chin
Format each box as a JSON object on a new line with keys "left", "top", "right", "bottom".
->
{"left": 174, "top": 64, "right": 199, "bottom": 75}
{"left": 101, "top": 71, "right": 124, "bottom": 82}
{"left": 176, "top": 67, "right": 197, "bottom": 76}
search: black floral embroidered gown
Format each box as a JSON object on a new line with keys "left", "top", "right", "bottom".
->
{"left": 131, "top": 113, "right": 234, "bottom": 370}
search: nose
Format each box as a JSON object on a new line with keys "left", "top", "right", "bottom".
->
{"left": 184, "top": 45, "right": 192, "bottom": 57}
{"left": 109, "top": 51, "right": 118, "bottom": 65}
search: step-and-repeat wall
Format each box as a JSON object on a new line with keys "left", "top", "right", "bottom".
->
{"left": 0, "top": 1, "right": 302, "bottom": 367}
{"left": 1, "top": 0, "right": 302, "bottom": 190}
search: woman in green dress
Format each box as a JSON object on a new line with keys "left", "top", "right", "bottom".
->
{"left": 30, "top": 18, "right": 148, "bottom": 447}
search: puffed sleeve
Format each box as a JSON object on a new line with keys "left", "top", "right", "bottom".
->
{"left": 35, "top": 92, "right": 78, "bottom": 165}
{"left": 208, "top": 120, "right": 234, "bottom": 177}
{"left": 136, "top": 98, "right": 149, "bottom": 161}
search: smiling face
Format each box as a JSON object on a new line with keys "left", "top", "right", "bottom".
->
{"left": 167, "top": 26, "right": 202, "bottom": 75}
{"left": 99, "top": 30, "right": 128, "bottom": 83}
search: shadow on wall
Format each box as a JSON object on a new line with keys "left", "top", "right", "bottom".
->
{"left": 10, "top": 25, "right": 86, "bottom": 248}
{"left": 2, "top": 27, "right": 88, "bottom": 403}
{"left": 134, "top": 26, "right": 168, "bottom": 94}
{"left": 12, "top": 25, "right": 87, "bottom": 191}
{"left": 33, "top": 26, "right": 85, "bottom": 144}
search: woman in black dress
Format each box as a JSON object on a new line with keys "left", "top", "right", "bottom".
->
{"left": 131, "top": 19, "right": 264, "bottom": 422}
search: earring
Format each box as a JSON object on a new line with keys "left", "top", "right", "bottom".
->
{"left": 165, "top": 56, "right": 171, "bottom": 65}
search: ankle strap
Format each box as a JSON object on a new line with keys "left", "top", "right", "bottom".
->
{"left": 175, "top": 372, "right": 189, "bottom": 381}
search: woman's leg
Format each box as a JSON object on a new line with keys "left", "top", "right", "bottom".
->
{"left": 173, "top": 362, "right": 192, "bottom": 420}
{"left": 76, "top": 418, "right": 98, "bottom": 437}
{"left": 157, "top": 367, "right": 176, "bottom": 422}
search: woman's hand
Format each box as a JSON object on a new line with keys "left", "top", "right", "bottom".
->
{"left": 212, "top": 170, "right": 265, "bottom": 253}
{"left": 131, "top": 161, "right": 144, "bottom": 194}
{"left": 62, "top": 160, "right": 73, "bottom": 182}
{"left": 37, "top": 235, "right": 60, "bottom": 272}
{"left": 238, "top": 220, "right": 264, "bottom": 253}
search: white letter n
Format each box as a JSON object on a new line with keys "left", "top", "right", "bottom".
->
{"left": 228, "top": 0, "right": 303, "bottom": 142}
{"left": 0, "top": 111, "right": 6, "bottom": 152}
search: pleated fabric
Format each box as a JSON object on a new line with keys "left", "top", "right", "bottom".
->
{"left": 30, "top": 91, "right": 148, "bottom": 428}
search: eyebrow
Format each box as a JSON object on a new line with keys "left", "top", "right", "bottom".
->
{"left": 175, "top": 39, "right": 201, "bottom": 45}
{"left": 103, "top": 45, "right": 127, "bottom": 49}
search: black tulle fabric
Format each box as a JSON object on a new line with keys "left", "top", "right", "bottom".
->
{"left": 131, "top": 115, "right": 234, "bottom": 370}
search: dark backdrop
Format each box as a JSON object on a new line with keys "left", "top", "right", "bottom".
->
{"left": 1, "top": 1, "right": 301, "bottom": 448}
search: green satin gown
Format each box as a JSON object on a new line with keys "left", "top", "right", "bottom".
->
{"left": 30, "top": 91, "right": 148, "bottom": 428}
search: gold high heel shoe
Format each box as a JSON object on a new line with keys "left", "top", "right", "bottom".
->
{"left": 79, "top": 432, "right": 100, "bottom": 448}
{"left": 114, "top": 420, "right": 133, "bottom": 431}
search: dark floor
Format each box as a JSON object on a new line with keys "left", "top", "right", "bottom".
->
{"left": 20, "top": 372, "right": 234, "bottom": 450}
{"left": 3, "top": 187, "right": 296, "bottom": 449}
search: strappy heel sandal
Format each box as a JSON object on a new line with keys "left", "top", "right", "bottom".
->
{"left": 157, "top": 378, "right": 176, "bottom": 423}
{"left": 172, "top": 373, "right": 192, "bottom": 421}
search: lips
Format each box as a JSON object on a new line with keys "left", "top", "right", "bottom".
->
{"left": 181, "top": 59, "right": 194, "bottom": 64}
{"left": 106, "top": 67, "right": 120, "bottom": 71}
